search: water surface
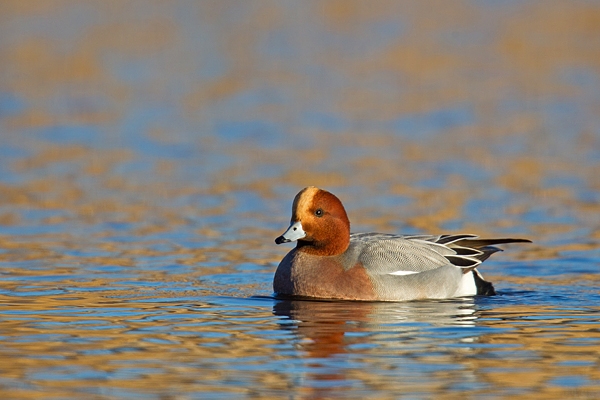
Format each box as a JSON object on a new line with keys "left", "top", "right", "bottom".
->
{"left": 1, "top": 1, "right": 600, "bottom": 398}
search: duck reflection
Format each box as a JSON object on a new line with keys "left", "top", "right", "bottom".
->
{"left": 274, "top": 298, "right": 479, "bottom": 350}
{"left": 273, "top": 297, "right": 481, "bottom": 396}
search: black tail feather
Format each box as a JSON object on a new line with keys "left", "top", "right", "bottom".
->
{"left": 476, "top": 246, "right": 503, "bottom": 262}
{"left": 455, "top": 238, "right": 531, "bottom": 249}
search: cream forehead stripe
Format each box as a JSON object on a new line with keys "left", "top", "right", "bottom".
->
{"left": 292, "top": 186, "right": 319, "bottom": 219}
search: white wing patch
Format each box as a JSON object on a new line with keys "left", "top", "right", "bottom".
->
{"left": 388, "top": 270, "right": 419, "bottom": 276}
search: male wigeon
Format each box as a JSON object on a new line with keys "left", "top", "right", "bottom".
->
{"left": 274, "top": 186, "right": 530, "bottom": 301}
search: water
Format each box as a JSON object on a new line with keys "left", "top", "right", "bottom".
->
{"left": 1, "top": 1, "right": 600, "bottom": 398}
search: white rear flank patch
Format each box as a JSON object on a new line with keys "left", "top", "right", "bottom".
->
{"left": 455, "top": 270, "right": 477, "bottom": 296}
{"left": 388, "top": 270, "right": 419, "bottom": 276}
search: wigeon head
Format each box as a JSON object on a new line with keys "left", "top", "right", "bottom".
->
{"left": 275, "top": 186, "right": 350, "bottom": 256}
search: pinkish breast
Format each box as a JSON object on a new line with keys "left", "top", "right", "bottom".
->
{"left": 274, "top": 249, "right": 377, "bottom": 301}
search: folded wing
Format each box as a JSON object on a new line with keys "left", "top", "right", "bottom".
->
{"left": 350, "top": 233, "right": 530, "bottom": 276}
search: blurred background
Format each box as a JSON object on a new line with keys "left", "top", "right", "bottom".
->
{"left": 1, "top": 1, "right": 599, "bottom": 244}
{"left": 1, "top": 1, "right": 600, "bottom": 398}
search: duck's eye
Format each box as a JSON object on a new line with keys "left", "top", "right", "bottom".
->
{"left": 314, "top": 208, "right": 323, "bottom": 217}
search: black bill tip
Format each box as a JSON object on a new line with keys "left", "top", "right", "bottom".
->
{"left": 275, "top": 236, "right": 289, "bottom": 245}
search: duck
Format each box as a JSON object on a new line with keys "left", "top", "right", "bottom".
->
{"left": 274, "top": 186, "right": 530, "bottom": 301}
